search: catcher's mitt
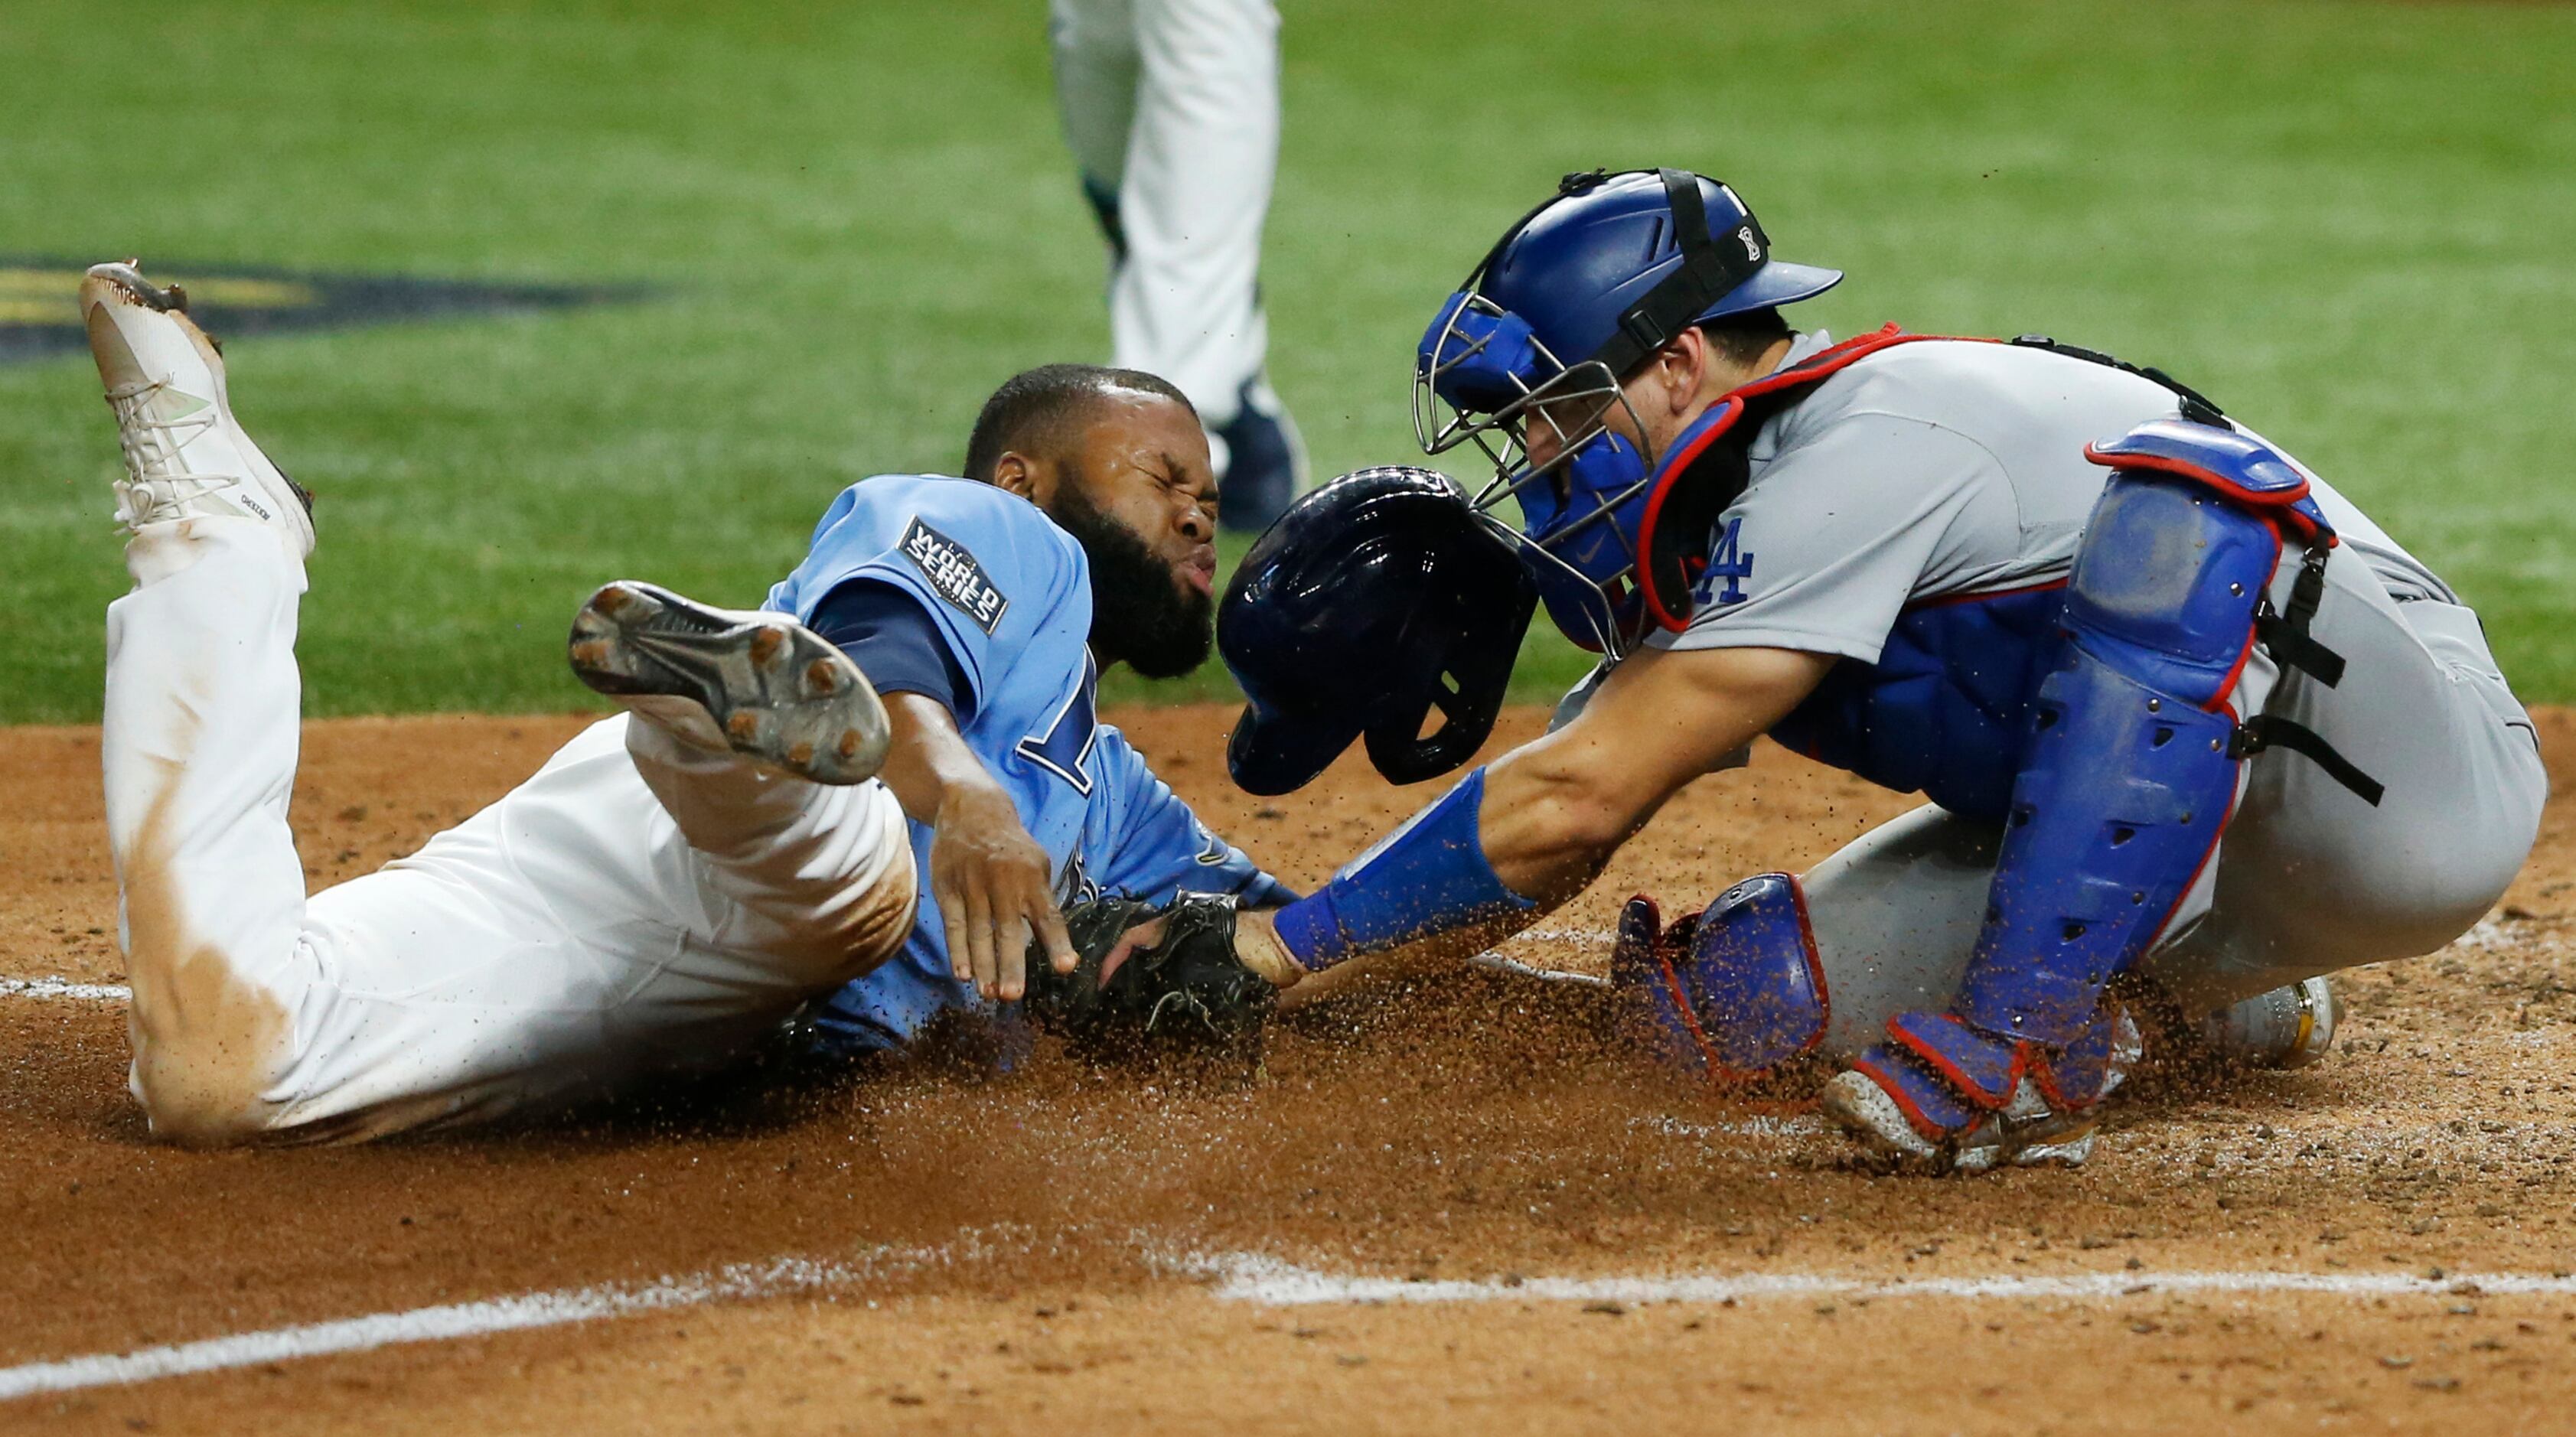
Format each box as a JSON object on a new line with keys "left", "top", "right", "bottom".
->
{"left": 1024, "top": 892, "right": 1276, "bottom": 1068}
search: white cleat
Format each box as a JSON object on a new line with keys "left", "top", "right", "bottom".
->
{"left": 1818, "top": 1071, "right": 2101, "bottom": 1175}
{"left": 80, "top": 261, "right": 315, "bottom": 559}
{"left": 2202, "top": 976, "right": 2337, "bottom": 1069}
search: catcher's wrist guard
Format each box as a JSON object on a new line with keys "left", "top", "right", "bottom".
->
{"left": 1270, "top": 767, "right": 1532, "bottom": 973}
{"left": 1023, "top": 892, "right": 1277, "bottom": 1068}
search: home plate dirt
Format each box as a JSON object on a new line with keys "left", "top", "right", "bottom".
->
{"left": 2, "top": 706, "right": 2571, "bottom": 1433}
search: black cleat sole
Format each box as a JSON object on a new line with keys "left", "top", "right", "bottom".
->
{"left": 568, "top": 581, "right": 889, "bottom": 785}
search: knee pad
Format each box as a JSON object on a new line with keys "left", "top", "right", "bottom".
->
{"left": 1612, "top": 873, "right": 1827, "bottom": 1082}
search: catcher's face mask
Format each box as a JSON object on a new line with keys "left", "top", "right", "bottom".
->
{"left": 1411, "top": 168, "right": 1841, "bottom": 657}
{"left": 1415, "top": 289, "right": 1652, "bottom": 656}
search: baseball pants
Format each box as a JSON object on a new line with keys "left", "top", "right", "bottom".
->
{"left": 101, "top": 517, "right": 916, "bottom": 1145}
{"left": 1798, "top": 547, "right": 2547, "bottom": 1053}
{"left": 1048, "top": 0, "right": 1278, "bottom": 428}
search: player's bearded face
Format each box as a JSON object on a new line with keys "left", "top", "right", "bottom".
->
{"left": 1049, "top": 471, "right": 1215, "bottom": 679}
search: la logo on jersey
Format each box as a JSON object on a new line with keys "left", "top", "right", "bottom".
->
{"left": 900, "top": 517, "right": 1009, "bottom": 634}
{"left": 1698, "top": 516, "right": 1755, "bottom": 606}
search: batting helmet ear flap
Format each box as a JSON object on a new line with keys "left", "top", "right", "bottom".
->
{"left": 1361, "top": 571, "right": 1537, "bottom": 786}
{"left": 1221, "top": 468, "right": 1539, "bottom": 795}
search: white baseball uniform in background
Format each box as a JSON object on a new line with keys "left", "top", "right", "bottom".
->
{"left": 104, "top": 518, "right": 915, "bottom": 1145}
{"left": 1048, "top": 0, "right": 1279, "bottom": 435}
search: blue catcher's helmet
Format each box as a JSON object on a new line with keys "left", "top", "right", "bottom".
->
{"left": 1415, "top": 168, "right": 1841, "bottom": 653}
{"left": 1219, "top": 468, "right": 1537, "bottom": 795}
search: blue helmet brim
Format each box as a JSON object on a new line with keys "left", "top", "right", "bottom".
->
{"left": 1702, "top": 260, "right": 1843, "bottom": 321}
{"left": 1227, "top": 702, "right": 1364, "bottom": 797}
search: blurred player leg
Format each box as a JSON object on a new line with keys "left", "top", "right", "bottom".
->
{"left": 1797, "top": 806, "right": 1995, "bottom": 1059}
{"left": 1048, "top": 0, "right": 1140, "bottom": 250}
{"left": 1052, "top": 0, "right": 1304, "bottom": 532}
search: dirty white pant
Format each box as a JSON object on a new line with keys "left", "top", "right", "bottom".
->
{"left": 1049, "top": 0, "right": 1277, "bottom": 424}
{"left": 1797, "top": 546, "right": 2548, "bottom": 1055}
{"left": 102, "top": 519, "right": 915, "bottom": 1144}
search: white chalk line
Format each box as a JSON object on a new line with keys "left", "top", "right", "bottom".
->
{"left": 11, "top": 1243, "right": 2576, "bottom": 1403}
{"left": 0, "top": 976, "right": 129, "bottom": 1002}
{"left": 1198, "top": 1253, "right": 2576, "bottom": 1308}
{"left": 0, "top": 1248, "right": 945, "bottom": 1403}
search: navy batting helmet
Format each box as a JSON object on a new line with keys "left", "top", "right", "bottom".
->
{"left": 1219, "top": 467, "right": 1537, "bottom": 795}
{"left": 1414, "top": 168, "right": 1840, "bottom": 653}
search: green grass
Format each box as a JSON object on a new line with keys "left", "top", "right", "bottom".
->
{"left": 2, "top": 0, "right": 2571, "bottom": 720}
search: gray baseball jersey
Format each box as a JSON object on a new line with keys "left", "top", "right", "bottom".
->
{"left": 1629, "top": 331, "right": 2544, "bottom": 1036}
{"left": 1649, "top": 332, "right": 2449, "bottom": 663}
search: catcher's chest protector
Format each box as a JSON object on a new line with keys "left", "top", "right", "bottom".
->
{"left": 1752, "top": 334, "right": 2245, "bottom": 822}
{"left": 1950, "top": 417, "right": 2381, "bottom": 1048}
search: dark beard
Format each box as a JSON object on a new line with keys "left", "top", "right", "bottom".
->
{"left": 1050, "top": 483, "right": 1213, "bottom": 679}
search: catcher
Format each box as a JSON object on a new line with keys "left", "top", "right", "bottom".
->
{"left": 83, "top": 262, "right": 1280, "bottom": 1145}
{"left": 1211, "top": 170, "right": 2546, "bottom": 1171}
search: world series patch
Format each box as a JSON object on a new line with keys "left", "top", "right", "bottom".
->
{"left": 899, "top": 517, "right": 1009, "bottom": 634}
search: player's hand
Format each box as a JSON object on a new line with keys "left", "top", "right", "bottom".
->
{"left": 1230, "top": 909, "right": 1303, "bottom": 989}
{"left": 927, "top": 779, "right": 1078, "bottom": 1002}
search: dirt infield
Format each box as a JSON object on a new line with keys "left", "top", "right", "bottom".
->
{"left": 3, "top": 704, "right": 2573, "bottom": 1433}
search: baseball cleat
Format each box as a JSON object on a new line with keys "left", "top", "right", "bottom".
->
{"left": 80, "top": 261, "right": 315, "bottom": 558}
{"left": 1818, "top": 1070, "right": 2099, "bottom": 1175}
{"left": 1819, "top": 1002, "right": 2134, "bottom": 1175}
{"left": 2201, "top": 976, "right": 2337, "bottom": 1069}
{"left": 569, "top": 582, "right": 890, "bottom": 785}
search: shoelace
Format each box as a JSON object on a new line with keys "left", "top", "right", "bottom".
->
{"left": 103, "top": 375, "right": 242, "bottom": 526}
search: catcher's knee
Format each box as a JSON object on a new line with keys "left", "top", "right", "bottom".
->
{"left": 1612, "top": 874, "right": 1828, "bottom": 1082}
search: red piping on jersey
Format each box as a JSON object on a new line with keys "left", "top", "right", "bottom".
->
{"left": 1635, "top": 326, "right": 2004, "bottom": 634}
{"left": 1900, "top": 577, "right": 2070, "bottom": 613}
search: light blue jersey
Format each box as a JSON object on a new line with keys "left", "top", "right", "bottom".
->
{"left": 764, "top": 474, "right": 1290, "bottom": 1051}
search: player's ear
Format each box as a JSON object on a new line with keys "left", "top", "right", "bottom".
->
{"left": 989, "top": 451, "right": 1043, "bottom": 501}
{"left": 1655, "top": 330, "right": 1708, "bottom": 417}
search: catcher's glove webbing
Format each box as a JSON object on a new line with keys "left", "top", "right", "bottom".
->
{"left": 1024, "top": 892, "right": 1276, "bottom": 1066}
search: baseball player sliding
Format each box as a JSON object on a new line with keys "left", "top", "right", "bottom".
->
{"left": 1214, "top": 169, "right": 2546, "bottom": 1172}
{"left": 82, "top": 262, "right": 1285, "bottom": 1146}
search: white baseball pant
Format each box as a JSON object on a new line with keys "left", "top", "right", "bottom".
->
{"left": 102, "top": 517, "right": 916, "bottom": 1145}
{"left": 1049, "top": 0, "right": 1279, "bottom": 428}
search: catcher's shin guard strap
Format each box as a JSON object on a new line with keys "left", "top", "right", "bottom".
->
{"left": 1270, "top": 767, "right": 1533, "bottom": 972}
{"left": 1954, "top": 473, "right": 2274, "bottom": 1046}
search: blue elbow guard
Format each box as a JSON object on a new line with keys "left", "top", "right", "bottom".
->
{"left": 1270, "top": 768, "right": 1534, "bottom": 972}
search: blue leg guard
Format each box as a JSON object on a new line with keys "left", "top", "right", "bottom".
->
{"left": 1839, "top": 1000, "right": 2129, "bottom": 1162}
{"left": 1611, "top": 874, "right": 1828, "bottom": 1083}
{"left": 1850, "top": 461, "right": 2291, "bottom": 1132}
{"left": 1837, "top": 417, "right": 2372, "bottom": 1164}
{"left": 1953, "top": 471, "right": 2284, "bottom": 1044}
